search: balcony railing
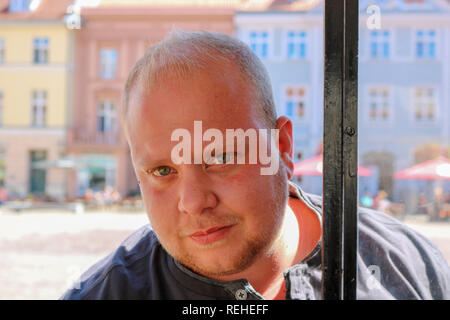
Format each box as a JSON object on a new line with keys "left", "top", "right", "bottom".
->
{"left": 68, "top": 128, "right": 124, "bottom": 148}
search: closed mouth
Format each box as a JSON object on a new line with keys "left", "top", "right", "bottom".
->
{"left": 188, "top": 224, "right": 236, "bottom": 245}
{"left": 190, "top": 225, "right": 232, "bottom": 237}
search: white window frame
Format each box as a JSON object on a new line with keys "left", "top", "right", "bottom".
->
{"left": 244, "top": 30, "right": 273, "bottom": 61}
{"left": 33, "top": 37, "right": 49, "bottom": 64}
{"left": 364, "top": 85, "right": 394, "bottom": 126}
{"left": 97, "top": 101, "right": 117, "bottom": 133}
{"left": 367, "top": 29, "right": 393, "bottom": 60}
{"left": 281, "top": 84, "right": 309, "bottom": 123}
{"left": 413, "top": 29, "right": 438, "bottom": 60}
{"left": 410, "top": 86, "right": 439, "bottom": 125}
{"left": 283, "top": 30, "right": 309, "bottom": 60}
{"left": 99, "top": 48, "right": 118, "bottom": 79}
{"left": 31, "top": 90, "right": 47, "bottom": 127}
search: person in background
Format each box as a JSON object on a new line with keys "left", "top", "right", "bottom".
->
{"left": 360, "top": 191, "right": 374, "bottom": 208}
{"left": 376, "top": 190, "right": 392, "bottom": 215}
{"left": 0, "top": 186, "right": 6, "bottom": 214}
{"left": 430, "top": 186, "right": 446, "bottom": 222}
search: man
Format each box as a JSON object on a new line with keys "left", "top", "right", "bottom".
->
{"left": 61, "top": 30, "right": 450, "bottom": 300}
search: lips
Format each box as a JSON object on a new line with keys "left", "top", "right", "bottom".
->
{"left": 190, "top": 226, "right": 229, "bottom": 237}
{"left": 189, "top": 225, "right": 235, "bottom": 245}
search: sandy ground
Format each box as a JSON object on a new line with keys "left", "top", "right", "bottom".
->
{"left": 0, "top": 209, "right": 448, "bottom": 300}
{"left": 0, "top": 209, "right": 149, "bottom": 300}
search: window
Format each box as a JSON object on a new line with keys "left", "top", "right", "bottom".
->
{"left": 99, "top": 49, "right": 118, "bottom": 79}
{"left": 366, "top": 86, "right": 392, "bottom": 122}
{"left": 29, "top": 150, "right": 46, "bottom": 194}
{"left": 9, "top": 0, "right": 31, "bottom": 12}
{"left": 0, "top": 39, "right": 4, "bottom": 64}
{"left": 31, "top": 91, "right": 46, "bottom": 127}
{"left": 248, "top": 31, "right": 270, "bottom": 59}
{"left": 369, "top": 30, "right": 391, "bottom": 59}
{"left": 97, "top": 101, "right": 116, "bottom": 133}
{"left": 33, "top": 38, "right": 49, "bottom": 64}
{"left": 286, "top": 31, "right": 308, "bottom": 59}
{"left": 284, "top": 86, "right": 307, "bottom": 120}
{"left": 415, "top": 30, "right": 437, "bottom": 59}
{"left": 0, "top": 91, "right": 3, "bottom": 126}
{"left": 412, "top": 87, "right": 437, "bottom": 122}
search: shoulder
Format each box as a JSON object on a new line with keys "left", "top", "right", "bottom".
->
{"left": 357, "top": 206, "right": 442, "bottom": 261}
{"left": 296, "top": 187, "right": 450, "bottom": 299}
{"left": 356, "top": 207, "right": 450, "bottom": 299}
{"left": 60, "top": 224, "right": 164, "bottom": 300}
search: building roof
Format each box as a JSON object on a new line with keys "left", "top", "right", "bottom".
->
{"left": 0, "top": 0, "right": 73, "bottom": 21}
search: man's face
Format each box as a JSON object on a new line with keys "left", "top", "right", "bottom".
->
{"left": 125, "top": 61, "right": 290, "bottom": 278}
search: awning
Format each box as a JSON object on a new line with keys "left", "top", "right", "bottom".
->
{"left": 394, "top": 156, "right": 450, "bottom": 180}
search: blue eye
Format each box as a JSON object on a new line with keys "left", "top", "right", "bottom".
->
{"left": 152, "top": 166, "right": 173, "bottom": 177}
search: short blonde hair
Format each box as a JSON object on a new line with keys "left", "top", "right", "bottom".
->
{"left": 122, "top": 29, "right": 277, "bottom": 127}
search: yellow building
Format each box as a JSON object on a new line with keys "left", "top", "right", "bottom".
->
{"left": 0, "top": 0, "right": 74, "bottom": 199}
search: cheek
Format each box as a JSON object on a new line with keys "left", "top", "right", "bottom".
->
{"left": 217, "top": 166, "right": 260, "bottom": 200}
{"left": 141, "top": 185, "right": 178, "bottom": 233}
{"left": 216, "top": 165, "right": 284, "bottom": 222}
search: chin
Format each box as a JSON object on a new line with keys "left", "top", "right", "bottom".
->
{"left": 179, "top": 253, "right": 249, "bottom": 278}
{"left": 172, "top": 235, "right": 269, "bottom": 279}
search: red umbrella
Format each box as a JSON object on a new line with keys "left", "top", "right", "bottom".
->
{"left": 394, "top": 156, "right": 450, "bottom": 180}
{"left": 294, "top": 154, "right": 372, "bottom": 177}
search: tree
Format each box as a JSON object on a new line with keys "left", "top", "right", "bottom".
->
{"left": 413, "top": 143, "right": 450, "bottom": 164}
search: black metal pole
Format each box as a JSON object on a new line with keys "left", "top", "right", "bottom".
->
{"left": 322, "top": 0, "right": 344, "bottom": 300}
{"left": 342, "top": 0, "right": 359, "bottom": 300}
{"left": 322, "top": 0, "right": 359, "bottom": 300}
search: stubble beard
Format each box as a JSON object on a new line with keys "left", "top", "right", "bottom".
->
{"left": 170, "top": 194, "right": 288, "bottom": 278}
{"left": 175, "top": 229, "right": 273, "bottom": 278}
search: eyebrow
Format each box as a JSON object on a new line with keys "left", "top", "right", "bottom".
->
{"left": 135, "top": 157, "right": 173, "bottom": 169}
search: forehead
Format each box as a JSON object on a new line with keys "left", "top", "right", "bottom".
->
{"left": 126, "top": 63, "right": 263, "bottom": 148}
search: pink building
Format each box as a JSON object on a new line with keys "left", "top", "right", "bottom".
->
{"left": 67, "top": 2, "right": 235, "bottom": 198}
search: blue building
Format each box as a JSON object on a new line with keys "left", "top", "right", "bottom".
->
{"left": 235, "top": 0, "right": 450, "bottom": 202}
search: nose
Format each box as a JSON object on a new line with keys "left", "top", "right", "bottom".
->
{"left": 177, "top": 166, "right": 218, "bottom": 215}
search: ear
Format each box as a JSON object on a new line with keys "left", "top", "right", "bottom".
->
{"left": 276, "top": 116, "right": 294, "bottom": 180}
